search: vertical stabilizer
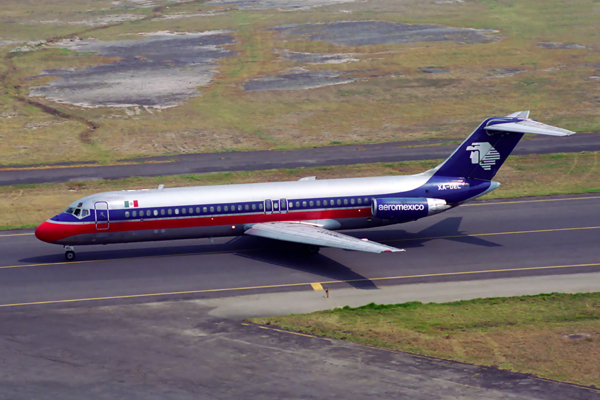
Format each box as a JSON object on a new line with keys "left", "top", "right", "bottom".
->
{"left": 431, "top": 113, "right": 574, "bottom": 180}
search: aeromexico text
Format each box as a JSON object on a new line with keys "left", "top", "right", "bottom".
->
{"left": 377, "top": 203, "right": 425, "bottom": 211}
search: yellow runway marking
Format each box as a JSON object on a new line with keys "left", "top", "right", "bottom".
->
{"left": 310, "top": 283, "right": 324, "bottom": 291}
{"left": 463, "top": 195, "right": 600, "bottom": 207}
{"left": 0, "top": 233, "right": 34, "bottom": 237}
{"left": 1, "top": 225, "right": 598, "bottom": 270}
{"left": 0, "top": 248, "right": 258, "bottom": 270}
{"left": 387, "top": 225, "right": 600, "bottom": 243}
{"left": 1, "top": 262, "right": 599, "bottom": 308}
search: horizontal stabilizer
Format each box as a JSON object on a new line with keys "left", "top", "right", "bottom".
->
{"left": 245, "top": 222, "right": 404, "bottom": 253}
{"left": 431, "top": 112, "right": 575, "bottom": 180}
{"left": 486, "top": 119, "right": 575, "bottom": 136}
{"left": 505, "top": 110, "right": 530, "bottom": 119}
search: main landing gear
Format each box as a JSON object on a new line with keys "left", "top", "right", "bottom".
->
{"left": 303, "top": 244, "right": 320, "bottom": 255}
{"left": 64, "top": 245, "right": 76, "bottom": 261}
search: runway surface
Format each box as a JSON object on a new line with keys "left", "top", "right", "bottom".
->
{"left": 1, "top": 193, "right": 599, "bottom": 308}
{"left": 2, "top": 194, "right": 600, "bottom": 399}
{"left": 1, "top": 132, "right": 599, "bottom": 186}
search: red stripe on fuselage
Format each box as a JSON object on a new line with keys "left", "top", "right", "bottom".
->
{"left": 35, "top": 208, "right": 372, "bottom": 244}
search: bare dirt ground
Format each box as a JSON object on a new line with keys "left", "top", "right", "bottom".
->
{"left": 1, "top": 0, "right": 599, "bottom": 166}
{"left": 29, "top": 32, "right": 236, "bottom": 108}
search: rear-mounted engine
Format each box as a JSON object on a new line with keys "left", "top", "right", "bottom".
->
{"left": 371, "top": 198, "right": 450, "bottom": 221}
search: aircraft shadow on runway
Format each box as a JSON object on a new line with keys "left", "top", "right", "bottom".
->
{"left": 355, "top": 217, "right": 502, "bottom": 249}
{"left": 234, "top": 241, "right": 379, "bottom": 290}
{"left": 22, "top": 217, "right": 498, "bottom": 269}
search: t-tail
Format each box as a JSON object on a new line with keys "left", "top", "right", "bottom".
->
{"left": 431, "top": 111, "right": 575, "bottom": 181}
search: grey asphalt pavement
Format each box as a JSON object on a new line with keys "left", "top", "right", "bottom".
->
{"left": 1, "top": 194, "right": 599, "bottom": 399}
{"left": 2, "top": 132, "right": 599, "bottom": 186}
{"left": 1, "top": 301, "right": 597, "bottom": 400}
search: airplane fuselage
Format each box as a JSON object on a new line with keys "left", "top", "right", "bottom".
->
{"left": 35, "top": 113, "right": 574, "bottom": 259}
{"left": 34, "top": 173, "right": 496, "bottom": 246}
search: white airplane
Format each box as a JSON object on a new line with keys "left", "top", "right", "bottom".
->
{"left": 35, "top": 112, "right": 574, "bottom": 260}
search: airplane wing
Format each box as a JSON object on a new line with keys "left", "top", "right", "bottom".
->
{"left": 244, "top": 222, "right": 404, "bottom": 253}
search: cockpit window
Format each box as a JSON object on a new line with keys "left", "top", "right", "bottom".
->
{"left": 65, "top": 208, "right": 75, "bottom": 214}
{"left": 74, "top": 209, "right": 81, "bottom": 217}
{"left": 81, "top": 209, "right": 89, "bottom": 217}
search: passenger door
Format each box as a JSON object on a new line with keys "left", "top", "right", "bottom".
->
{"left": 94, "top": 201, "right": 109, "bottom": 230}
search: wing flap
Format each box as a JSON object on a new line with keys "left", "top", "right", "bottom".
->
{"left": 245, "top": 222, "right": 404, "bottom": 253}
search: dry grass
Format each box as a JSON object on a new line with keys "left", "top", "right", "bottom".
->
{"left": 1, "top": 151, "right": 598, "bottom": 229}
{"left": 0, "top": 0, "right": 599, "bottom": 165}
{"left": 250, "top": 292, "right": 600, "bottom": 387}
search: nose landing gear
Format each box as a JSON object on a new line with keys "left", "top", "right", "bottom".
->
{"left": 64, "top": 245, "right": 76, "bottom": 261}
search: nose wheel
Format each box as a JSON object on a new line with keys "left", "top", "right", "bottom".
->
{"left": 64, "top": 246, "right": 76, "bottom": 261}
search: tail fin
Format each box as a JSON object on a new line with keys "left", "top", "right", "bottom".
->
{"left": 431, "top": 112, "right": 575, "bottom": 180}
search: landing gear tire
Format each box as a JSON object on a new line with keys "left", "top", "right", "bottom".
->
{"left": 64, "top": 245, "right": 76, "bottom": 261}
{"left": 304, "top": 244, "right": 320, "bottom": 255}
{"left": 65, "top": 251, "right": 75, "bottom": 261}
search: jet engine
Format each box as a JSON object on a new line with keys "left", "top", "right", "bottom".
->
{"left": 371, "top": 197, "right": 450, "bottom": 222}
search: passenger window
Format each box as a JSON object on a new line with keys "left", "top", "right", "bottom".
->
{"left": 153, "top": 210, "right": 158, "bottom": 216}
{"left": 288, "top": 202, "right": 293, "bottom": 209}
{"left": 210, "top": 206, "right": 214, "bottom": 213}
{"left": 295, "top": 201, "right": 299, "bottom": 208}
{"left": 224, "top": 205, "right": 229, "bottom": 212}
{"left": 175, "top": 209, "right": 179, "bottom": 215}
{"left": 217, "top": 206, "right": 221, "bottom": 212}
{"left": 196, "top": 207, "right": 200, "bottom": 214}
{"left": 239, "top": 205, "right": 243, "bottom": 211}
{"left": 323, "top": 200, "right": 327, "bottom": 206}
{"left": 168, "top": 209, "right": 172, "bottom": 215}
{"left": 139, "top": 210, "right": 145, "bottom": 217}
{"left": 133, "top": 210, "right": 137, "bottom": 217}
{"left": 344, "top": 199, "right": 348, "bottom": 205}
{"left": 252, "top": 204, "right": 256, "bottom": 210}
{"left": 125, "top": 211, "right": 130, "bottom": 218}
{"left": 182, "top": 208, "right": 187, "bottom": 215}
{"left": 351, "top": 198, "right": 355, "bottom": 205}
{"left": 337, "top": 199, "right": 341, "bottom": 206}
{"left": 302, "top": 201, "right": 307, "bottom": 207}
{"left": 358, "top": 198, "right": 362, "bottom": 204}
{"left": 258, "top": 203, "right": 263, "bottom": 210}
{"left": 309, "top": 201, "right": 314, "bottom": 207}
{"left": 316, "top": 200, "right": 321, "bottom": 207}
{"left": 365, "top": 198, "right": 369, "bottom": 204}
{"left": 161, "top": 209, "right": 165, "bottom": 216}
{"left": 203, "top": 207, "right": 208, "bottom": 213}
{"left": 245, "top": 204, "right": 249, "bottom": 211}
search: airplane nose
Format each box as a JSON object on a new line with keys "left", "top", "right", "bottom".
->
{"left": 35, "top": 221, "right": 58, "bottom": 243}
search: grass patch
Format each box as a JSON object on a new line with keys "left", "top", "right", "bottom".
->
{"left": 1, "top": 151, "right": 599, "bottom": 229}
{"left": 250, "top": 292, "right": 600, "bottom": 386}
{"left": 1, "top": 0, "right": 599, "bottom": 165}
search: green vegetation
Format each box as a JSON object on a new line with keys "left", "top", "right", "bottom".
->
{"left": 1, "top": 151, "right": 598, "bottom": 229}
{"left": 1, "top": 0, "right": 599, "bottom": 165}
{"left": 250, "top": 292, "right": 600, "bottom": 386}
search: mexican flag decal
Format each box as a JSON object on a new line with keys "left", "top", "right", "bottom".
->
{"left": 124, "top": 200, "right": 139, "bottom": 208}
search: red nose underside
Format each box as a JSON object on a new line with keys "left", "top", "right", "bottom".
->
{"left": 35, "top": 221, "right": 78, "bottom": 244}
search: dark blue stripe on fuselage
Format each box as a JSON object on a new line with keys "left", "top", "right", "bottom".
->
{"left": 52, "top": 180, "right": 491, "bottom": 224}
